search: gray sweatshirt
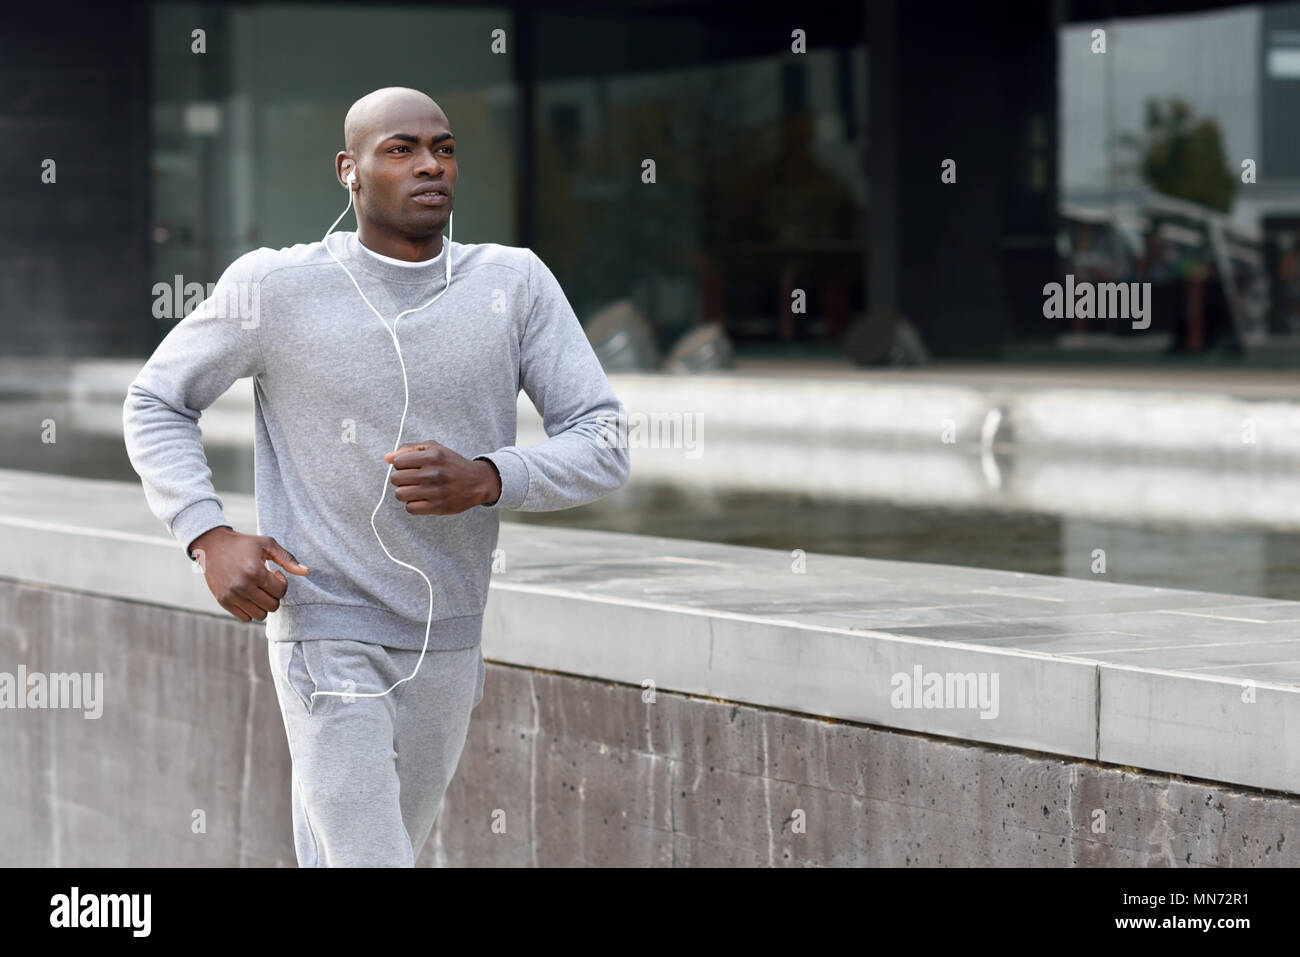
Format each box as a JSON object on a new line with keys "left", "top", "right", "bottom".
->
{"left": 123, "top": 231, "right": 630, "bottom": 651}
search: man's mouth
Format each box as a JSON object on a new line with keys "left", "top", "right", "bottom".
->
{"left": 411, "top": 185, "right": 449, "bottom": 207}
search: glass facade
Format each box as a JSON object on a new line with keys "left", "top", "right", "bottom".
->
{"left": 150, "top": 1, "right": 516, "bottom": 343}
{"left": 149, "top": 3, "right": 866, "bottom": 357}
{"left": 145, "top": 0, "right": 1300, "bottom": 363}
{"left": 1056, "top": 3, "right": 1300, "bottom": 353}
{"left": 531, "top": 12, "right": 866, "bottom": 355}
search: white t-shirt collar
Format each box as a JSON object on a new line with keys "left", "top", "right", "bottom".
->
{"left": 357, "top": 237, "right": 446, "bottom": 268}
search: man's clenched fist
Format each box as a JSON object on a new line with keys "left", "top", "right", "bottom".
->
{"left": 189, "top": 526, "right": 310, "bottom": 623}
{"left": 385, "top": 441, "right": 501, "bottom": 515}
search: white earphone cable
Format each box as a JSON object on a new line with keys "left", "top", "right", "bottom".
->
{"left": 307, "top": 174, "right": 454, "bottom": 705}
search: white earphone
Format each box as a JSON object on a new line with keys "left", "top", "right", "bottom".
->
{"left": 310, "top": 167, "right": 457, "bottom": 706}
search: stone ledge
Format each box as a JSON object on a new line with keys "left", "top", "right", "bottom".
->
{"left": 0, "top": 466, "right": 1297, "bottom": 795}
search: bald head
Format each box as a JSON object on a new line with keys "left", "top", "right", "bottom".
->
{"left": 344, "top": 87, "right": 446, "bottom": 154}
{"left": 335, "top": 87, "right": 457, "bottom": 260}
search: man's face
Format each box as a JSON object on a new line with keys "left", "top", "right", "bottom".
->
{"left": 356, "top": 110, "right": 456, "bottom": 239}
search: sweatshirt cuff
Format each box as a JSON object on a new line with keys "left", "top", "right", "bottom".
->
{"left": 171, "top": 498, "right": 232, "bottom": 559}
{"left": 474, "top": 449, "right": 529, "bottom": 510}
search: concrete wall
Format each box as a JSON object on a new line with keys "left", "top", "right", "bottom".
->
{"left": 4, "top": 577, "right": 1298, "bottom": 867}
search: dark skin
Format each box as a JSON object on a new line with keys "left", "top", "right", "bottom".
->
{"left": 189, "top": 87, "right": 501, "bottom": 623}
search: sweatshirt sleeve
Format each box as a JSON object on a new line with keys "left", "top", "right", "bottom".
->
{"left": 474, "top": 249, "right": 631, "bottom": 511}
{"left": 122, "top": 251, "right": 266, "bottom": 558}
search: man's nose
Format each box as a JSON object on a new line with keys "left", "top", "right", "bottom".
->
{"left": 414, "top": 149, "right": 445, "bottom": 177}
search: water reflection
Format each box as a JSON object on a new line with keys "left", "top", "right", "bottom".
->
{"left": 3, "top": 395, "right": 1296, "bottom": 602}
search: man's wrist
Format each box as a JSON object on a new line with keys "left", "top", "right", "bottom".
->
{"left": 188, "top": 524, "right": 235, "bottom": 560}
{"left": 478, "top": 459, "right": 502, "bottom": 506}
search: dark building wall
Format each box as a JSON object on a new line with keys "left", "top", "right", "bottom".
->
{"left": 1262, "top": 3, "right": 1300, "bottom": 180}
{"left": 0, "top": 6, "right": 151, "bottom": 358}
{"left": 998, "top": 3, "right": 1061, "bottom": 345}
{"left": 888, "top": 1, "right": 1059, "bottom": 357}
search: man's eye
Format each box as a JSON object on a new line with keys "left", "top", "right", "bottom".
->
{"left": 390, "top": 146, "right": 410, "bottom": 153}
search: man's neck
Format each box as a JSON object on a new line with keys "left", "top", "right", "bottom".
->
{"left": 356, "top": 225, "right": 444, "bottom": 263}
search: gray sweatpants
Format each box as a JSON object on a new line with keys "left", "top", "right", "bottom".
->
{"left": 267, "top": 637, "right": 485, "bottom": 867}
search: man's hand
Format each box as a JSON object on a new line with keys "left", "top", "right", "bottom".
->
{"left": 189, "top": 526, "right": 309, "bottom": 623}
{"left": 385, "top": 441, "right": 501, "bottom": 515}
